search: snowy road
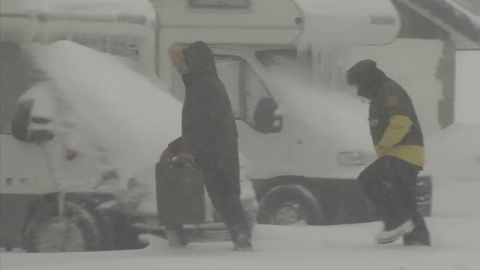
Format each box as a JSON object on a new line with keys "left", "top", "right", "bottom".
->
{"left": 2, "top": 216, "right": 480, "bottom": 270}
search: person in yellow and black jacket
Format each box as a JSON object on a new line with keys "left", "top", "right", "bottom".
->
{"left": 346, "top": 60, "right": 430, "bottom": 246}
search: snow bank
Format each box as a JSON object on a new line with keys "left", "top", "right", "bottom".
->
{"left": 426, "top": 123, "right": 480, "bottom": 217}
{"left": 455, "top": 51, "right": 480, "bottom": 125}
{"left": 427, "top": 123, "right": 480, "bottom": 181}
{"left": 427, "top": 51, "right": 480, "bottom": 217}
{"left": 29, "top": 40, "right": 182, "bottom": 191}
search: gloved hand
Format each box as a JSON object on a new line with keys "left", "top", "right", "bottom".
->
{"left": 159, "top": 147, "right": 174, "bottom": 163}
{"left": 171, "top": 152, "right": 195, "bottom": 168}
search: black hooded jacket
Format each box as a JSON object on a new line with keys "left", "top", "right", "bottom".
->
{"left": 168, "top": 41, "right": 240, "bottom": 177}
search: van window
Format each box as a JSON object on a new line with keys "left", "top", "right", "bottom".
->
{"left": 215, "top": 56, "right": 242, "bottom": 117}
{"left": 243, "top": 60, "right": 270, "bottom": 125}
{"left": 215, "top": 55, "right": 272, "bottom": 129}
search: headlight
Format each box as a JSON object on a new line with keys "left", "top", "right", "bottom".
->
{"left": 337, "top": 151, "right": 376, "bottom": 166}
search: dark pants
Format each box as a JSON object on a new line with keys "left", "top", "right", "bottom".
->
{"left": 204, "top": 171, "right": 252, "bottom": 241}
{"left": 165, "top": 170, "right": 251, "bottom": 245}
{"left": 358, "top": 156, "right": 428, "bottom": 234}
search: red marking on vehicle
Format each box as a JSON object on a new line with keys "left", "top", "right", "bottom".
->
{"left": 66, "top": 149, "right": 78, "bottom": 160}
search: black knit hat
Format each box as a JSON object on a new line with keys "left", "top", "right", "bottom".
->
{"left": 346, "top": 59, "right": 377, "bottom": 86}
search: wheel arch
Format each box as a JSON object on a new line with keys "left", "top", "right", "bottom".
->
{"left": 21, "top": 191, "right": 120, "bottom": 252}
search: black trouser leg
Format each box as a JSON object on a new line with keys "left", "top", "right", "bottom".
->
{"left": 204, "top": 173, "right": 251, "bottom": 243}
{"left": 358, "top": 156, "right": 410, "bottom": 228}
{"left": 390, "top": 159, "right": 430, "bottom": 245}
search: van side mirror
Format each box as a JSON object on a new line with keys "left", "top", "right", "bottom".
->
{"left": 253, "top": 97, "right": 283, "bottom": 133}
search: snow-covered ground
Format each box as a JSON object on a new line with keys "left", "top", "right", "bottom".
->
{"left": 2, "top": 216, "right": 480, "bottom": 270}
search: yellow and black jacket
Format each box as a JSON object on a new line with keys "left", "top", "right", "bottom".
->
{"left": 369, "top": 79, "right": 425, "bottom": 167}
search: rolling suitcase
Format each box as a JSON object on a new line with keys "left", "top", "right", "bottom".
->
{"left": 155, "top": 162, "right": 205, "bottom": 226}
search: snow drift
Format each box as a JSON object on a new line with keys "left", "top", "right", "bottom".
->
{"left": 29, "top": 40, "right": 182, "bottom": 197}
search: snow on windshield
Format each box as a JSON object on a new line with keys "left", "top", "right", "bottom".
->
{"left": 29, "top": 40, "right": 182, "bottom": 190}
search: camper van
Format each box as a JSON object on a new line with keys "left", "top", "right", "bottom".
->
{"left": 3, "top": 0, "right": 475, "bottom": 252}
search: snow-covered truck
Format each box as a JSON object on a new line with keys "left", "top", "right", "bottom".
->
{"left": 1, "top": 0, "right": 478, "bottom": 252}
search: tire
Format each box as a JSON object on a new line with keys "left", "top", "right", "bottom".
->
{"left": 95, "top": 211, "right": 143, "bottom": 250}
{"left": 70, "top": 196, "right": 135, "bottom": 250}
{"left": 23, "top": 200, "right": 103, "bottom": 252}
{"left": 257, "top": 184, "right": 326, "bottom": 226}
{"left": 90, "top": 209, "right": 116, "bottom": 250}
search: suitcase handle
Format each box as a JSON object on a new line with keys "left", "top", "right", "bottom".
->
{"left": 169, "top": 156, "right": 199, "bottom": 171}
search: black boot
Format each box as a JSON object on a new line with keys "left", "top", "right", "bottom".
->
{"left": 376, "top": 213, "right": 414, "bottom": 244}
{"left": 229, "top": 224, "right": 252, "bottom": 251}
{"left": 403, "top": 214, "right": 430, "bottom": 246}
{"left": 403, "top": 229, "right": 430, "bottom": 246}
{"left": 165, "top": 224, "right": 188, "bottom": 249}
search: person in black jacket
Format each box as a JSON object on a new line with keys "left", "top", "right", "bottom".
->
{"left": 161, "top": 41, "right": 252, "bottom": 250}
{"left": 346, "top": 59, "right": 430, "bottom": 246}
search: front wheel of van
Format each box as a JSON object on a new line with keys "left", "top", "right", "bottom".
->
{"left": 257, "top": 184, "right": 326, "bottom": 226}
{"left": 23, "top": 201, "right": 103, "bottom": 252}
